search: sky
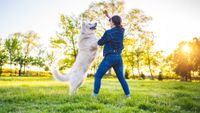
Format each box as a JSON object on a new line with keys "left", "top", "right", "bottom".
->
{"left": 0, "top": 0, "right": 200, "bottom": 55}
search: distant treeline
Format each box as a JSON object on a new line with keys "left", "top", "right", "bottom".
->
{"left": 0, "top": 68, "right": 51, "bottom": 77}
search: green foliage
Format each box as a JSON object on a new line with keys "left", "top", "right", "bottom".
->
{"left": 159, "top": 54, "right": 177, "bottom": 79}
{"left": 82, "top": 0, "right": 125, "bottom": 37}
{"left": 50, "top": 15, "right": 79, "bottom": 70}
{"left": 20, "top": 31, "right": 40, "bottom": 75}
{"left": 191, "top": 38, "right": 200, "bottom": 72}
{"left": 2, "top": 32, "right": 46, "bottom": 76}
{"left": 83, "top": 0, "right": 161, "bottom": 78}
{"left": 4, "top": 35, "right": 22, "bottom": 76}
{"left": 82, "top": 0, "right": 163, "bottom": 78}
{"left": 0, "top": 38, "right": 8, "bottom": 67}
{"left": 123, "top": 38, "right": 136, "bottom": 76}
{"left": 4, "top": 32, "right": 43, "bottom": 76}
{"left": 158, "top": 71, "right": 163, "bottom": 81}
{"left": 4, "top": 35, "right": 21, "bottom": 63}
{"left": 45, "top": 51, "right": 56, "bottom": 66}
{"left": 140, "top": 72, "right": 145, "bottom": 80}
{"left": 125, "top": 69, "right": 130, "bottom": 79}
{"left": 0, "top": 77, "right": 200, "bottom": 113}
{"left": 81, "top": 0, "right": 126, "bottom": 75}
{"left": 21, "top": 31, "right": 40, "bottom": 56}
{"left": 48, "top": 0, "right": 174, "bottom": 80}
{"left": 0, "top": 38, "right": 8, "bottom": 76}
{"left": 30, "top": 56, "right": 45, "bottom": 68}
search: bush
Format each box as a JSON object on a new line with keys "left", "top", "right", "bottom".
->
{"left": 158, "top": 71, "right": 163, "bottom": 81}
{"left": 140, "top": 72, "right": 145, "bottom": 80}
{"left": 125, "top": 69, "right": 130, "bottom": 79}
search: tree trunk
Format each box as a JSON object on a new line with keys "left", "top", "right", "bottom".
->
{"left": 0, "top": 66, "right": 2, "bottom": 76}
{"left": 136, "top": 55, "right": 141, "bottom": 76}
{"left": 147, "top": 51, "right": 154, "bottom": 79}
{"left": 188, "top": 72, "right": 192, "bottom": 81}
{"left": 184, "top": 73, "right": 188, "bottom": 81}
{"left": 19, "top": 64, "right": 22, "bottom": 76}
{"left": 10, "top": 63, "right": 12, "bottom": 76}
{"left": 148, "top": 59, "right": 154, "bottom": 79}
{"left": 148, "top": 64, "right": 154, "bottom": 79}
{"left": 15, "top": 65, "right": 17, "bottom": 76}
{"left": 23, "top": 64, "right": 26, "bottom": 75}
{"left": 131, "top": 65, "right": 135, "bottom": 79}
{"left": 198, "top": 69, "right": 200, "bottom": 77}
{"left": 71, "top": 36, "right": 77, "bottom": 60}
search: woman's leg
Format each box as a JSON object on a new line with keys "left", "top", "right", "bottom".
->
{"left": 93, "top": 57, "right": 112, "bottom": 94}
{"left": 113, "top": 57, "right": 130, "bottom": 96}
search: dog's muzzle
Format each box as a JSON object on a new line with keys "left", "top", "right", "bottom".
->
{"left": 90, "top": 23, "right": 97, "bottom": 30}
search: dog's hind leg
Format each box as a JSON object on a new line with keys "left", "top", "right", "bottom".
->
{"left": 69, "top": 81, "right": 83, "bottom": 95}
{"left": 69, "top": 86, "right": 78, "bottom": 95}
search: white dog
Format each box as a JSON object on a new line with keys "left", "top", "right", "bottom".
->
{"left": 52, "top": 22, "right": 99, "bottom": 95}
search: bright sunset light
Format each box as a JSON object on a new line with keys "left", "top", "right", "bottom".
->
{"left": 182, "top": 44, "right": 191, "bottom": 53}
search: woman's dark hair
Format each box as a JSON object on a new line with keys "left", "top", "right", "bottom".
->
{"left": 110, "top": 15, "right": 122, "bottom": 28}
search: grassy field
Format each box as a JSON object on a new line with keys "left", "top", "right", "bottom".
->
{"left": 0, "top": 77, "right": 200, "bottom": 113}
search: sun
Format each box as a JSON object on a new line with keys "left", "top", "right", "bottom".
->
{"left": 182, "top": 44, "right": 191, "bottom": 53}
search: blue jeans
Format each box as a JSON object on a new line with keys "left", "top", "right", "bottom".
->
{"left": 93, "top": 54, "right": 130, "bottom": 96}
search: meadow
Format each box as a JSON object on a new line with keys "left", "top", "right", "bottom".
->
{"left": 0, "top": 77, "right": 200, "bottom": 113}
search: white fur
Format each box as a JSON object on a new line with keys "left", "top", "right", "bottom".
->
{"left": 52, "top": 22, "right": 99, "bottom": 95}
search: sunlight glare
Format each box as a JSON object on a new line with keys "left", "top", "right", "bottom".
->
{"left": 182, "top": 44, "right": 191, "bottom": 53}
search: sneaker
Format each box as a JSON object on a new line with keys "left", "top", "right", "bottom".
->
{"left": 91, "top": 93, "right": 98, "bottom": 97}
{"left": 126, "top": 94, "right": 131, "bottom": 99}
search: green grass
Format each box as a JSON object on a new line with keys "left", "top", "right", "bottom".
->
{"left": 0, "top": 77, "right": 200, "bottom": 113}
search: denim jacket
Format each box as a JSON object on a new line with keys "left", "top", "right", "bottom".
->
{"left": 97, "top": 27, "right": 125, "bottom": 56}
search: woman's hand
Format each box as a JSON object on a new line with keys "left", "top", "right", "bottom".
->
{"left": 103, "top": 10, "right": 110, "bottom": 19}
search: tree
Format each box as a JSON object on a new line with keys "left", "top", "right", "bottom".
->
{"left": 143, "top": 32, "right": 155, "bottom": 79}
{"left": 82, "top": 0, "right": 125, "bottom": 36}
{"left": 14, "top": 54, "right": 24, "bottom": 76}
{"left": 170, "top": 37, "right": 200, "bottom": 81}
{"left": 50, "top": 0, "right": 157, "bottom": 77}
{"left": 135, "top": 48, "right": 144, "bottom": 76}
{"left": 140, "top": 72, "right": 145, "bottom": 80}
{"left": 20, "top": 31, "right": 40, "bottom": 75}
{"left": 191, "top": 37, "right": 200, "bottom": 75}
{"left": 172, "top": 42, "right": 193, "bottom": 81}
{"left": 161, "top": 54, "right": 177, "bottom": 79}
{"left": 4, "top": 35, "right": 21, "bottom": 76}
{"left": 45, "top": 50, "right": 57, "bottom": 71}
{"left": 123, "top": 38, "right": 137, "bottom": 77}
{"left": 28, "top": 45, "right": 46, "bottom": 73}
{"left": 141, "top": 31, "right": 163, "bottom": 79}
{"left": 125, "top": 9, "right": 152, "bottom": 77}
{"left": 158, "top": 71, "right": 163, "bottom": 81}
{"left": 0, "top": 37, "right": 8, "bottom": 76}
{"left": 7, "top": 32, "right": 40, "bottom": 76}
{"left": 50, "top": 15, "right": 79, "bottom": 70}
{"left": 31, "top": 57, "right": 45, "bottom": 70}
{"left": 125, "top": 69, "right": 130, "bottom": 79}
{"left": 82, "top": 0, "right": 153, "bottom": 76}
{"left": 82, "top": 0, "right": 126, "bottom": 75}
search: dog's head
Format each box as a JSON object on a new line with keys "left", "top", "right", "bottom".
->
{"left": 81, "top": 22, "right": 97, "bottom": 34}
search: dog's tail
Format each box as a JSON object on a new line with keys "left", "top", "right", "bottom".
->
{"left": 52, "top": 70, "right": 69, "bottom": 82}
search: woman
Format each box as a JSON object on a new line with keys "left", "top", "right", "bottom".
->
{"left": 92, "top": 12, "right": 130, "bottom": 98}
